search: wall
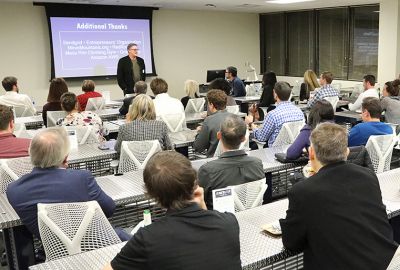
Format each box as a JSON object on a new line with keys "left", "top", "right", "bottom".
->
{"left": 0, "top": 3, "right": 259, "bottom": 105}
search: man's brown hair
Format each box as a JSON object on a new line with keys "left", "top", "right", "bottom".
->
{"left": 2, "top": 76, "right": 17, "bottom": 92}
{"left": 362, "top": 97, "right": 382, "bottom": 119}
{"left": 150, "top": 78, "right": 168, "bottom": 95}
{"left": 321, "top": 71, "right": 333, "bottom": 84}
{"left": 0, "top": 105, "right": 13, "bottom": 130}
{"left": 144, "top": 151, "right": 197, "bottom": 210}
{"left": 207, "top": 89, "right": 227, "bottom": 110}
{"left": 47, "top": 78, "right": 68, "bottom": 102}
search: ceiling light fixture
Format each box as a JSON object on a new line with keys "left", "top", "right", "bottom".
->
{"left": 205, "top": 4, "right": 217, "bottom": 8}
{"left": 266, "top": 0, "right": 315, "bottom": 4}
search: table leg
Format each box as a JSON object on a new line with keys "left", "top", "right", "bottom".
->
{"left": 3, "top": 226, "right": 35, "bottom": 270}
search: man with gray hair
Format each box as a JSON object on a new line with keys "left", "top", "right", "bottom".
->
{"left": 119, "top": 81, "right": 149, "bottom": 115}
{"left": 198, "top": 115, "right": 264, "bottom": 209}
{"left": 246, "top": 81, "right": 304, "bottom": 146}
{"left": 6, "top": 127, "right": 130, "bottom": 241}
{"left": 279, "top": 123, "right": 397, "bottom": 269}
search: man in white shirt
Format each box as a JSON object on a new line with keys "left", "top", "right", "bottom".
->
{"left": 348, "top": 74, "right": 379, "bottom": 111}
{"left": 151, "top": 78, "right": 186, "bottom": 130}
{"left": 0, "top": 76, "right": 36, "bottom": 116}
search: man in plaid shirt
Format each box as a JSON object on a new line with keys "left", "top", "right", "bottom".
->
{"left": 307, "top": 71, "right": 339, "bottom": 108}
{"left": 247, "top": 81, "right": 304, "bottom": 146}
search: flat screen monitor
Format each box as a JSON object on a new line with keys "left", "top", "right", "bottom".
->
{"left": 206, "top": 69, "right": 225, "bottom": 83}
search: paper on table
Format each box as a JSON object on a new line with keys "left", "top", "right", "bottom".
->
{"left": 261, "top": 220, "right": 282, "bottom": 236}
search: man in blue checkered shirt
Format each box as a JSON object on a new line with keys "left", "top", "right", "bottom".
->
{"left": 307, "top": 71, "right": 339, "bottom": 108}
{"left": 246, "top": 81, "right": 304, "bottom": 146}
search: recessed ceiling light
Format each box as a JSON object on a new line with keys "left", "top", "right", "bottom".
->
{"left": 205, "top": 4, "right": 216, "bottom": 8}
{"left": 266, "top": 0, "right": 315, "bottom": 4}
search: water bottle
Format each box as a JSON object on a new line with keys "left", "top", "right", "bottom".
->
{"left": 143, "top": 209, "right": 152, "bottom": 226}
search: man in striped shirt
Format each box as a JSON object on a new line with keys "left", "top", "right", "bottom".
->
{"left": 307, "top": 71, "right": 339, "bottom": 108}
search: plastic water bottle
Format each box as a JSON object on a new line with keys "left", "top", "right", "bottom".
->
{"left": 143, "top": 209, "right": 152, "bottom": 226}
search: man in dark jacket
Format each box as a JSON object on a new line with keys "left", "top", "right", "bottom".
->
{"left": 117, "top": 43, "right": 146, "bottom": 95}
{"left": 280, "top": 123, "right": 397, "bottom": 270}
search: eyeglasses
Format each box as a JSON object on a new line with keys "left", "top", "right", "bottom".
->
{"left": 129, "top": 48, "right": 139, "bottom": 51}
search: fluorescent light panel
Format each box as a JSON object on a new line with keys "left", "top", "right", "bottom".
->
{"left": 266, "top": 0, "right": 315, "bottom": 4}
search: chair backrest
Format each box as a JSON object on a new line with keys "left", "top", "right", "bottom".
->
{"left": 230, "top": 178, "right": 267, "bottom": 212}
{"left": 0, "top": 157, "right": 33, "bottom": 193}
{"left": 226, "top": 105, "right": 240, "bottom": 114}
{"left": 65, "top": 126, "right": 99, "bottom": 144}
{"left": 118, "top": 140, "right": 161, "bottom": 173}
{"left": 100, "top": 91, "right": 111, "bottom": 103}
{"left": 12, "top": 105, "right": 34, "bottom": 118}
{"left": 272, "top": 120, "right": 305, "bottom": 147}
{"left": 38, "top": 201, "right": 121, "bottom": 261}
{"left": 86, "top": 97, "right": 105, "bottom": 112}
{"left": 160, "top": 112, "right": 186, "bottom": 133}
{"left": 214, "top": 129, "right": 250, "bottom": 157}
{"left": 47, "top": 111, "right": 67, "bottom": 127}
{"left": 365, "top": 134, "right": 396, "bottom": 173}
{"left": 185, "top": 98, "right": 205, "bottom": 113}
{"left": 13, "top": 123, "right": 31, "bottom": 139}
{"left": 323, "top": 96, "right": 339, "bottom": 109}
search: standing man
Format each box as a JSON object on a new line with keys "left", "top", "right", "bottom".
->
{"left": 117, "top": 43, "right": 146, "bottom": 96}
{"left": 226, "top": 66, "right": 246, "bottom": 97}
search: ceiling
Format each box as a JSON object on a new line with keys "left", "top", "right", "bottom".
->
{"left": 1, "top": 0, "right": 380, "bottom": 13}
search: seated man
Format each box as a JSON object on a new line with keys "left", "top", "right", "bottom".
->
{"left": 0, "top": 104, "right": 31, "bottom": 158}
{"left": 348, "top": 74, "right": 379, "bottom": 111}
{"left": 6, "top": 127, "right": 130, "bottom": 241}
{"left": 119, "top": 81, "right": 149, "bottom": 116}
{"left": 280, "top": 123, "right": 397, "bottom": 269}
{"left": 198, "top": 115, "right": 265, "bottom": 209}
{"left": 225, "top": 66, "right": 246, "bottom": 97}
{"left": 104, "top": 151, "right": 241, "bottom": 270}
{"left": 0, "top": 76, "right": 36, "bottom": 116}
{"left": 348, "top": 97, "right": 392, "bottom": 147}
{"left": 307, "top": 71, "right": 339, "bottom": 108}
{"left": 248, "top": 81, "right": 304, "bottom": 146}
{"left": 194, "top": 89, "right": 232, "bottom": 157}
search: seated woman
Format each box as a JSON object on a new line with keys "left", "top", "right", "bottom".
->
{"left": 247, "top": 72, "right": 277, "bottom": 121}
{"left": 114, "top": 94, "right": 172, "bottom": 153}
{"left": 77, "top": 80, "right": 102, "bottom": 111}
{"left": 286, "top": 100, "right": 334, "bottom": 160}
{"left": 381, "top": 80, "right": 400, "bottom": 133}
{"left": 300, "top": 70, "right": 320, "bottom": 101}
{"left": 58, "top": 92, "right": 103, "bottom": 135}
{"left": 42, "top": 78, "right": 68, "bottom": 126}
{"left": 181, "top": 80, "right": 200, "bottom": 109}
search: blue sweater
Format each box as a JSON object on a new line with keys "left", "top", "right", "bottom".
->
{"left": 348, "top": 122, "right": 392, "bottom": 147}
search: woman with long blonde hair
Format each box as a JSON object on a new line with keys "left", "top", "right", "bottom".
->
{"left": 300, "top": 70, "right": 320, "bottom": 101}
{"left": 180, "top": 79, "right": 200, "bottom": 109}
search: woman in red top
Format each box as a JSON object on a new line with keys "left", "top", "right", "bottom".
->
{"left": 77, "top": 80, "right": 102, "bottom": 111}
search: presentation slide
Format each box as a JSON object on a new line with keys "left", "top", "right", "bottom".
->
{"left": 50, "top": 17, "right": 153, "bottom": 78}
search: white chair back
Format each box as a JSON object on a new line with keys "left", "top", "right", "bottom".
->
{"left": 324, "top": 96, "right": 339, "bottom": 109}
{"left": 47, "top": 111, "right": 67, "bottom": 127}
{"left": 12, "top": 105, "right": 34, "bottom": 118}
{"left": 272, "top": 120, "right": 305, "bottom": 147}
{"left": 65, "top": 126, "right": 99, "bottom": 144}
{"left": 230, "top": 178, "right": 267, "bottom": 212}
{"left": 38, "top": 201, "right": 121, "bottom": 261}
{"left": 185, "top": 98, "right": 205, "bottom": 113}
{"left": 118, "top": 140, "right": 161, "bottom": 173}
{"left": 13, "top": 123, "right": 31, "bottom": 139}
{"left": 101, "top": 91, "right": 111, "bottom": 103}
{"left": 291, "top": 80, "right": 301, "bottom": 97}
{"left": 86, "top": 97, "right": 105, "bottom": 111}
{"left": 160, "top": 113, "right": 186, "bottom": 133}
{"left": 226, "top": 105, "right": 240, "bottom": 114}
{"left": 365, "top": 134, "right": 396, "bottom": 173}
{"left": 0, "top": 157, "right": 33, "bottom": 193}
{"left": 214, "top": 129, "right": 250, "bottom": 157}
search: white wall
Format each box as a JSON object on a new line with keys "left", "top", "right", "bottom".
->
{"left": 0, "top": 3, "right": 259, "bottom": 105}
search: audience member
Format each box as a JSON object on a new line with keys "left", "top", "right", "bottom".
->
{"left": 307, "top": 71, "right": 339, "bottom": 108}
{"left": 58, "top": 92, "right": 103, "bottom": 135}
{"left": 247, "top": 82, "right": 304, "bottom": 146}
{"left": 115, "top": 94, "right": 172, "bottom": 153}
{"left": 6, "top": 127, "right": 130, "bottom": 241}
{"left": 0, "top": 76, "right": 36, "bottom": 116}
{"left": 208, "top": 78, "right": 236, "bottom": 106}
{"left": 42, "top": 78, "right": 68, "bottom": 126}
{"left": 259, "top": 71, "right": 277, "bottom": 107}
{"left": 280, "top": 123, "right": 397, "bottom": 269}
{"left": 348, "top": 97, "right": 392, "bottom": 147}
{"left": 119, "top": 81, "right": 148, "bottom": 116}
{"left": 198, "top": 115, "right": 264, "bottom": 209}
{"left": 348, "top": 74, "right": 379, "bottom": 111}
{"left": 77, "top": 80, "right": 102, "bottom": 111}
{"left": 0, "top": 104, "right": 31, "bottom": 158}
{"left": 286, "top": 100, "right": 334, "bottom": 160}
{"left": 151, "top": 78, "right": 186, "bottom": 129}
{"left": 193, "top": 90, "right": 231, "bottom": 157}
{"left": 181, "top": 80, "right": 200, "bottom": 109}
{"left": 105, "top": 151, "right": 241, "bottom": 270}
{"left": 226, "top": 66, "right": 246, "bottom": 97}
{"left": 381, "top": 80, "right": 400, "bottom": 132}
{"left": 300, "top": 70, "right": 319, "bottom": 101}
